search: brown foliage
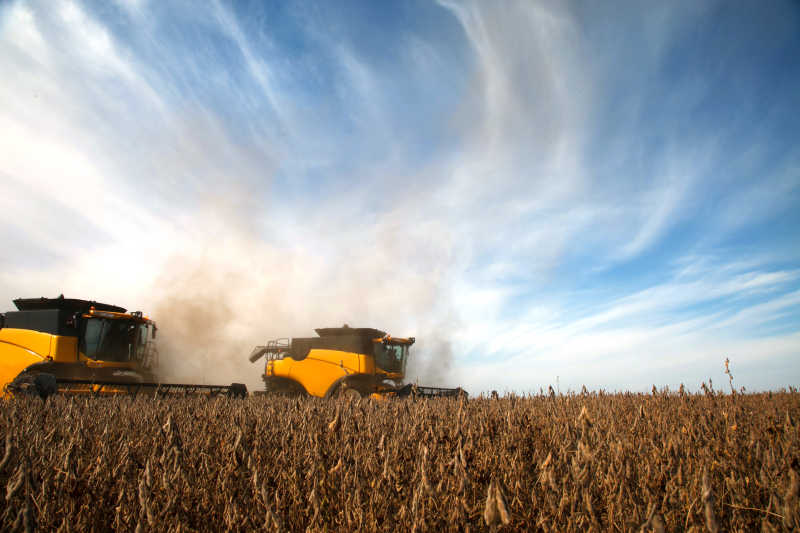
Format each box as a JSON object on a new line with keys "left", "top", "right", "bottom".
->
{"left": 0, "top": 390, "right": 798, "bottom": 531}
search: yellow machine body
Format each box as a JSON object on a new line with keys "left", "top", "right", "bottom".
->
{"left": 0, "top": 296, "right": 157, "bottom": 397}
{"left": 250, "top": 327, "right": 412, "bottom": 398}
{"left": 0, "top": 330, "right": 78, "bottom": 394}
{"left": 267, "top": 349, "right": 367, "bottom": 398}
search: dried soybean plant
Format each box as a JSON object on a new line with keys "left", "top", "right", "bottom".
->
{"left": 0, "top": 389, "right": 798, "bottom": 531}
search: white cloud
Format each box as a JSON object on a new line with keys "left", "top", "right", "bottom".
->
{"left": 1, "top": 0, "right": 797, "bottom": 394}
{"left": 2, "top": 4, "right": 49, "bottom": 66}
{"left": 112, "top": 0, "right": 147, "bottom": 15}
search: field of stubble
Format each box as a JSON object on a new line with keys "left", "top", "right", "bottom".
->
{"left": 0, "top": 391, "right": 798, "bottom": 532}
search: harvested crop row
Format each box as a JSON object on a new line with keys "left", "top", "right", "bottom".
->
{"left": 1, "top": 391, "right": 798, "bottom": 531}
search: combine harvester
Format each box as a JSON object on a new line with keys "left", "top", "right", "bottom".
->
{"left": 248, "top": 326, "right": 466, "bottom": 399}
{"left": 0, "top": 296, "right": 246, "bottom": 398}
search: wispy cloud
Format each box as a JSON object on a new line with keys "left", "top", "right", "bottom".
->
{"left": 1, "top": 0, "right": 798, "bottom": 393}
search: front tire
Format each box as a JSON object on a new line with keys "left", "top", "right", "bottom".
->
{"left": 263, "top": 376, "right": 306, "bottom": 397}
{"left": 9, "top": 372, "right": 57, "bottom": 399}
{"left": 34, "top": 373, "right": 57, "bottom": 399}
{"left": 340, "top": 387, "right": 362, "bottom": 402}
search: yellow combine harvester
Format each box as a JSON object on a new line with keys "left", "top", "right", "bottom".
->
{"left": 0, "top": 295, "right": 246, "bottom": 398}
{"left": 248, "top": 326, "right": 465, "bottom": 399}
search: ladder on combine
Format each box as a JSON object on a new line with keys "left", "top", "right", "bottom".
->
{"left": 264, "top": 338, "right": 290, "bottom": 360}
{"left": 248, "top": 338, "right": 290, "bottom": 363}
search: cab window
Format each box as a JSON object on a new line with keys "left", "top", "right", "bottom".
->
{"left": 374, "top": 343, "right": 407, "bottom": 373}
{"left": 81, "top": 318, "right": 137, "bottom": 362}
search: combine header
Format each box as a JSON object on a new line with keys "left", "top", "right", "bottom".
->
{"left": 41, "top": 380, "right": 248, "bottom": 398}
{"left": 395, "top": 384, "right": 467, "bottom": 398}
{"left": 0, "top": 296, "right": 246, "bottom": 398}
{"left": 248, "top": 326, "right": 466, "bottom": 399}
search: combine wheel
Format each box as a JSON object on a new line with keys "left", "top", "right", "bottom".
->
{"left": 8, "top": 372, "right": 57, "bottom": 399}
{"left": 263, "top": 376, "right": 306, "bottom": 397}
{"left": 34, "top": 373, "right": 57, "bottom": 399}
{"left": 228, "top": 383, "right": 248, "bottom": 398}
{"left": 341, "top": 387, "right": 362, "bottom": 402}
{"left": 328, "top": 382, "right": 364, "bottom": 402}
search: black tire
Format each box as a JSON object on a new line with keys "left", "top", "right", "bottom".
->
{"left": 228, "top": 383, "right": 248, "bottom": 398}
{"left": 340, "top": 387, "right": 362, "bottom": 401}
{"left": 327, "top": 381, "right": 365, "bottom": 401}
{"left": 395, "top": 384, "right": 415, "bottom": 397}
{"left": 263, "top": 377, "right": 306, "bottom": 397}
{"left": 34, "top": 373, "right": 57, "bottom": 399}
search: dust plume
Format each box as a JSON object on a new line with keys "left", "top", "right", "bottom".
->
{"left": 151, "top": 260, "right": 261, "bottom": 389}
{"left": 147, "top": 191, "right": 461, "bottom": 392}
{"left": 407, "top": 326, "right": 457, "bottom": 388}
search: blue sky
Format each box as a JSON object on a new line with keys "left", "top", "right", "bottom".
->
{"left": 1, "top": 0, "right": 798, "bottom": 393}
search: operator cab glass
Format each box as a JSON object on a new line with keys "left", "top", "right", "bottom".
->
{"left": 374, "top": 342, "right": 408, "bottom": 374}
{"left": 80, "top": 318, "right": 150, "bottom": 363}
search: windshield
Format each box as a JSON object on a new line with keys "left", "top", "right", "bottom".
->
{"left": 81, "top": 318, "right": 149, "bottom": 363}
{"left": 374, "top": 342, "right": 408, "bottom": 374}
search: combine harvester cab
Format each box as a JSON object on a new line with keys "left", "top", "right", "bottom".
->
{"left": 0, "top": 295, "right": 246, "bottom": 398}
{"left": 248, "top": 326, "right": 466, "bottom": 399}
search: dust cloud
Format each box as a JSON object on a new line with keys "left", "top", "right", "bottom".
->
{"left": 151, "top": 260, "right": 261, "bottom": 389}
{"left": 147, "top": 193, "right": 460, "bottom": 393}
{"left": 404, "top": 318, "right": 460, "bottom": 388}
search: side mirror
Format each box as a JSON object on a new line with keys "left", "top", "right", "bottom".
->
{"left": 152, "top": 325, "right": 157, "bottom": 339}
